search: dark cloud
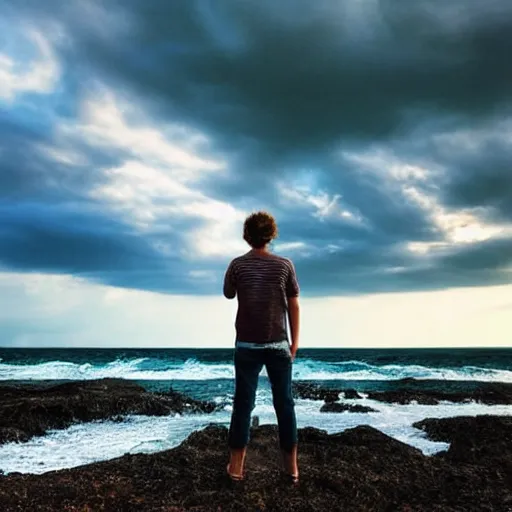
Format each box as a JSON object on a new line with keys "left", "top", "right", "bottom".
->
{"left": 0, "top": 202, "right": 214, "bottom": 294}
{"left": 50, "top": 0, "right": 512, "bottom": 148}
{"left": 440, "top": 142, "right": 512, "bottom": 223}
{"left": 441, "top": 237, "right": 512, "bottom": 272}
{"left": 1, "top": 0, "right": 511, "bottom": 296}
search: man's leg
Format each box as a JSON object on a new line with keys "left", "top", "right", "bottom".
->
{"left": 228, "top": 347, "right": 262, "bottom": 477}
{"left": 265, "top": 348, "right": 298, "bottom": 479}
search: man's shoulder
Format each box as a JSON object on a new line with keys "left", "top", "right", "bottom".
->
{"left": 233, "top": 252, "right": 294, "bottom": 268}
{"left": 230, "top": 254, "right": 247, "bottom": 265}
{"left": 264, "top": 253, "right": 295, "bottom": 272}
{"left": 272, "top": 254, "right": 294, "bottom": 267}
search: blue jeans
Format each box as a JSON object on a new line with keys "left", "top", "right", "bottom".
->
{"left": 228, "top": 343, "right": 298, "bottom": 453}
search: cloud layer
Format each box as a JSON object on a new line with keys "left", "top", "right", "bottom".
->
{"left": 1, "top": 0, "right": 511, "bottom": 296}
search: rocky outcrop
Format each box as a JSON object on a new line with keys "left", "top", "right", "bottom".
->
{"left": 413, "top": 415, "right": 512, "bottom": 469}
{"left": 320, "top": 402, "right": 377, "bottom": 413}
{"left": 293, "top": 382, "right": 363, "bottom": 402}
{"left": 368, "top": 383, "right": 512, "bottom": 405}
{"left": 0, "top": 416, "right": 511, "bottom": 511}
{"left": 0, "top": 378, "right": 221, "bottom": 445}
{"left": 293, "top": 381, "right": 512, "bottom": 405}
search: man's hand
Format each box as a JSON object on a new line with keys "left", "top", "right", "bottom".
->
{"left": 290, "top": 343, "right": 299, "bottom": 362}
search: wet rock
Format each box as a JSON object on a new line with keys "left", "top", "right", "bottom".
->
{"left": 413, "top": 415, "right": 512, "bottom": 469}
{"left": 293, "top": 383, "right": 364, "bottom": 402}
{"left": 0, "top": 378, "right": 220, "bottom": 445}
{"left": 368, "top": 391, "right": 440, "bottom": 405}
{"left": 293, "top": 382, "right": 342, "bottom": 402}
{"left": 0, "top": 416, "right": 511, "bottom": 511}
{"left": 368, "top": 383, "right": 512, "bottom": 405}
{"left": 294, "top": 381, "right": 512, "bottom": 406}
{"left": 343, "top": 388, "right": 363, "bottom": 399}
{"left": 320, "top": 402, "right": 377, "bottom": 413}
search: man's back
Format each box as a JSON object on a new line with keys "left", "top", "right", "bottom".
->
{"left": 224, "top": 251, "right": 299, "bottom": 343}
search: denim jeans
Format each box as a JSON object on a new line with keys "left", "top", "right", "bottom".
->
{"left": 228, "top": 343, "right": 298, "bottom": 453}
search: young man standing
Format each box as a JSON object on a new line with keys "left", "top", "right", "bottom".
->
{"left": 223, "top": 211, "right": 300, "bottom": 484}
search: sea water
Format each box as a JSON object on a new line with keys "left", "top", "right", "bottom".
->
{"left": 0, "top": 347, "right": 511, "bottom": 474}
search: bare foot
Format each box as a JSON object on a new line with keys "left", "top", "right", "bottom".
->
{"left": 226, "top": 463, "right": 244, "bottom": 481}
{"left": 227, "top": 448, "right": 247, "bottom": 480}
{"left": 281, "top": 446, "right": 299, "bottom": 480}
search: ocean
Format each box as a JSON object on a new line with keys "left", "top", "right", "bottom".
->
{"left": 1, "top": 347, "right": 511, "bottom": 475}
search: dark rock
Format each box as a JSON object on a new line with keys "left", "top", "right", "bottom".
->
{"left": 343, "top": 388, "right": 363, "bottom": 399}
{"left": 0, "top": 416, "right": 511, "bottom": 511}
{"left": 294, "top": 382, "right": 512, "bottom": 406}
{"left": 413, "top": 415, "right": 512, "bottom": 469}
{"left": 320, "top": 402, "right": 377, "bottom": 413}
{"left": 293, "top": 382, "right": 341, "bottom": 402}
{"left": 368, "top": 391, "right": 440, "bottom": 405}
{"left": 0, "top": 427, "right": 29, "bottom": 444}
{"left": 293, "top": 384, "right": 363, "bottom": 402}
{"left": 0, "top": 378, "right": 221, "bottom": 446}
{"left": 368, "top": 382, "right": 512, "bottom": 405}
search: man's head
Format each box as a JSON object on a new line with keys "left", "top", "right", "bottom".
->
{"left": 243, "top": 211, "right": 278, "bottom": 249}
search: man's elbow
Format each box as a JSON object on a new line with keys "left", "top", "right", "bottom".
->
{"left": 223, "top": 288, "right": 236, "bottom": 299}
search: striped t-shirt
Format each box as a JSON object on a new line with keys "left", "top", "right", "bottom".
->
{"left": 223, "top": 250, "right": 300, "bottom": 344}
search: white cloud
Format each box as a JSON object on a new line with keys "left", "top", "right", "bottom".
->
{"left": 1, "top": 271, "right": 511, "bottom": 348}
{"left": 430, "top": 117, "right": 512, "bottom": 162}
{"left": 189, "top": 270, "right": 217, "bottom": 282}
{"left": 0, "top": 29, "right": 60, "bottom": 101}
{"left": 274, "top": 241, "right": 307, "bottom": 252}
{"left": 343, "top": 148, "right": 431, "bottom": 182}
{"left": 278, "top": 182, "right": 364, "bottom": 224}
{"left": 50, "top": 88, "right": 249, "bottom": 258}
{"left": 188, "top": 216, "right": 247, "bottom": 258}
{"left": 342, "top": 145, "right": 512, "bottom": 256}
{"left": 403, "top": 185, "right": 512, "bottom": 253}
{"left": 72, "top": 90, "right": 224, "bottom": 178}
{"left": 37, "top": 144, "right": 87, "bottom": 166}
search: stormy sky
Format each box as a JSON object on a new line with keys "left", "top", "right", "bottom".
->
{"left": 1, "top": 1, "right": 511, "bottom": 347}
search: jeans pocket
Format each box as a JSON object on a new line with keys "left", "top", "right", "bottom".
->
{"left": 277, "top": 346, "right": 292, "bottom": 362}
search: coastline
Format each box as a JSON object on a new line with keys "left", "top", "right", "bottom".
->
{"left": 1, "top": 416, "right": 511, "bottom": 511}
{"left": 0, "top": 378, "right": 511, "bottom": 510}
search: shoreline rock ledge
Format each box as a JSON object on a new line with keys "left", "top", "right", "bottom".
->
{"left": 0, "top": 378, "right": 222, "bottom": 445}
{"left": 0, "top": 415, "right": 511, "bottom": 511}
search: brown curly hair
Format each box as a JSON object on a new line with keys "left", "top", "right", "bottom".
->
{"left": 243, "top": 211, "right": 278, "bottom": 249}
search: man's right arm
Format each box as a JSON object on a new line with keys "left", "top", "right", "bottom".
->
{"left": 223, "top": 260, "right": 237, "bottom": 299}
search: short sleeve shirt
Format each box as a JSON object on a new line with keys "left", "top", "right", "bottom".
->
{"left": 223, "top": 251, "right": 299, "bottom": 343}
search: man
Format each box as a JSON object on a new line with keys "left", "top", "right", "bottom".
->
{"left": 223, "top": 211, "right": 300, "bottom": 484}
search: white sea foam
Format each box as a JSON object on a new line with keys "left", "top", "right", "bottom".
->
{"left": 1, "top": 398, "right": 511, "bottom": 475}
{"left": 1, "top": 357, "right": 511, "bottom": 382}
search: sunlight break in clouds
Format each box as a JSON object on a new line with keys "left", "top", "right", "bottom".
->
{"left": 344, "top": 146, "right": 512, "bottom": 255}
{"left": 0, "top": 28, "right": 60, "bottom": 101}
{"left": 403, "top": 185, "right": 511, "bottom": 254}
{"left": 55, "top": 88, "right": 248, "bottom": 258}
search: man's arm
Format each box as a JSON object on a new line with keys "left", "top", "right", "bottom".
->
{"left": 223, "top": 260, "right": 237, "bottom": 299}
{"left": 285, "top": 260, "right": 300, "bottom": 360}
{"left": 287, "top": 296, "right": 300, "bottom": 360}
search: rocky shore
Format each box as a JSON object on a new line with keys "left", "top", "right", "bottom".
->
{"left": 0, "top": 378, "right": 222, "bottom": 445}
{"left": 1, "top": 378, "right": 511, "bottom": 510}
{"left": 293, "top": 380, "right": 512, "bottom": 411}
{"left": 0, "top": 415, "right": 511, "bottom": 511}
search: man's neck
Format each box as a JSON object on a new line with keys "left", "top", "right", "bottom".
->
{"left": 250, "top": 246, "right": 270, "bottom": 256}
